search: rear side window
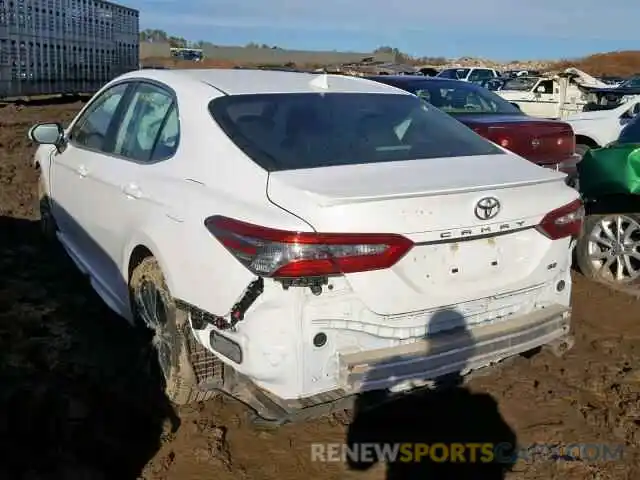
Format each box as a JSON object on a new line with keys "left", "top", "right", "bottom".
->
{"left": 208, "top": 93, "right": 503, "bottom": 171}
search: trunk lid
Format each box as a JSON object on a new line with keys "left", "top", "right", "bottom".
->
{"left": 456, "top": 114, "right": 576, "bottom": 166}
{"left": 267, "top": 153, "right": 578, "bottom": 315}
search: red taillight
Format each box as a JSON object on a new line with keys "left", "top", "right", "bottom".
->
{"left": 497, "top": 137, "right": 511, "bottom": 148}
{"left": 536, "top": 199, "right": 584, "bottom": 240}
{"left": 204, "top": 216, "right": 414, "bottom": 277}
{"left": 472, "top": 123, "right": 575, "bottom": 158}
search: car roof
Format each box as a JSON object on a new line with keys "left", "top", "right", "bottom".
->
{"left": 117, "top": 68, "right": 410, "bottom": 96}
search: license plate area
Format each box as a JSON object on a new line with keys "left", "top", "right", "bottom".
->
{"left": 430, "top": 237, "right": 502, "bottom": 280}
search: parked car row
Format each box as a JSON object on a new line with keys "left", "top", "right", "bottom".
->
{"left": 366, "top": 75, "right": 580, "bottom": 187}
{"left": 27, "top": 67, "right": 587, "bottom": 427}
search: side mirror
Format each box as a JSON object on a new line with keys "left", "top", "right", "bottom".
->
{"left": 631, "top": 103, "right": 640, "bottom": 117}
{"left": 510, "top": 102, "right": 521, "bottom": 110}
{"left": 536, "top": 86, "right": 546, "bottom": 93}
{"left": 28, "top": 123, "right": 65, "bottom": 150}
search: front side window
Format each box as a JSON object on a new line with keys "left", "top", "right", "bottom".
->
{"left": 69, "top": 83, "right": 129, "bottom": 151}
{"left": 502, "top": 77, "right": 539, "bottom": 91}
{"left": 535, "top": 80, "right": 554, "bottom": 94}
{"left": 208, "top": 93, "right": 504, "bottom": 172}
{"left": 113, "top": 83, "right": 178, "bottom": 162}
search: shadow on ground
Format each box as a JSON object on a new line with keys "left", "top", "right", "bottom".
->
{"left": 0, "top": 216, "right": 178, "bottom": 479}
{"left": 345, "top": 309, "right": 518, "bottom": 479}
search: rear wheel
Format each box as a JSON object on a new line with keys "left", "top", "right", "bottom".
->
{"left": 129, "top": 256, "right": 216, "bottom": 405}
{"left": 575, "top": 143, "right": 592, "bottom": 160}
{"left": 575, "top": 213, "right": 640, "bottom": 286}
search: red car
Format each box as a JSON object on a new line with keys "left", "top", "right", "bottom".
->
{"left": 367, "top": 75, "right": 581, "bottom": 187}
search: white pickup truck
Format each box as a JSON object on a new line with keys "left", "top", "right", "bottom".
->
{"left": 566, "top": 98, "right": 640, "bottom": 157}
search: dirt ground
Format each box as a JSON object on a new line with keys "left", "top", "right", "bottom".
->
{"left": 1, "top": 99, "right": 640, "bottom": 480}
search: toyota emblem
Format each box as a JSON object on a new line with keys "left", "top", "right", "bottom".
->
{"left": 474, "top": 197, "right": 501, "bottom": 220}
{"left": 531, "top": 138, "right": 541, "bottom": 148}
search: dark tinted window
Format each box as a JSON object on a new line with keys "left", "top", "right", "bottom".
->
{"left": 619, "top": 115, "right": 640, "bottom": 144}
{"left": 468, "top": 69, "right": 495, "bottom": 82}
{"left": 437, "top": 68, "right": 470, "bottom": 80}
{"left": 208, "top": 93, "right": 504, "bottom": 171}
{"left": 379, "top": 79, "right": 522, "bottom": 115}
{"left": 502, "top": 77, "right": 538, "bottom": 91}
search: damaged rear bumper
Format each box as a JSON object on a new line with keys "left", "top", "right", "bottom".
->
{"left": 339, "top": 304, "right": 571, "bottom": 393}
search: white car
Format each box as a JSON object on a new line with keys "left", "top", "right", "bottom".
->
{"left": 436, "top": 67, "right": 500, "bottom": 84}
{"left": 28, "top": 68, "right": 582, "bottom": 425}
{"left": 566, "top": 98, "right": 640, "bottom": 157}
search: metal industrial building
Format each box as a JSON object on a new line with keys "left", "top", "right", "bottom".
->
{"left": 0, "top": 0, "right": 139, "bottom": 98}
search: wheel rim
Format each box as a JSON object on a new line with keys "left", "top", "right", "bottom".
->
{"left": 134, "top": 279, "right": 173, "bottom": 380}
{"left": 586, "top": 215, "right": 640, "bottom": 283}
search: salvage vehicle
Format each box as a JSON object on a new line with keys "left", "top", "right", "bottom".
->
{"left": 368, "top": 75, "right": 581, "bottom": 187}
{"left": 28, "top": 68, "right": 581, "bottom": 426}
{"left": 565, "top": 98, "right": 640, "bottom": 159}
{"left": 574, "top": 114, "right": 640, "bottom": 289}
{"left": 577, "top": 77, "right": 640, "bottom": 112}
{"left": 436, "top": 67, "right": 500, "bottom": 84}
{"left": 497, "top": 76, "right": 586, "bottom": 119}
{"left": 497, "top": 68, "right": 619, "bottom": 120}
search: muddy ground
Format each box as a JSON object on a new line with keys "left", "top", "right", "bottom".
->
{"left": 1, "top": 99, "right": 639, "bottom": 480}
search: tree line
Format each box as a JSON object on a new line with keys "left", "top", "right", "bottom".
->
{"left": 139, "top": 29, "right": 447, "bottom": 64}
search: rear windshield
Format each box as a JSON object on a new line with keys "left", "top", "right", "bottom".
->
{"left": 386, "top": 79, "right": 522, "bottom": 115}
{"left": 438, "top": 68, "right": 470, "bottom": 80}
{"left": 208, "top": 93, "right": 504, "bottom": 171}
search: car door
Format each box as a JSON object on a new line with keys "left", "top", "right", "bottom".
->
{"left": 49, "top": 82, "right": 132, "bottom": 271}
{"left": 79, "top": 81, "right": 179, "bottom": 309}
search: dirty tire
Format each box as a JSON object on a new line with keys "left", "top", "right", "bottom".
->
{"left": 38, "top": 176, "right": 57, "bottom": 242}
{"left": 575, "top": 143, "right": 592, "bottom": 160}
{"left": 129, "top": 256, "right": 216, "bottom": 405}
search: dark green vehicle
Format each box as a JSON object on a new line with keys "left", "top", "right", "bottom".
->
{"left": 575, "top": 114, "right": 640, "bottom": 289}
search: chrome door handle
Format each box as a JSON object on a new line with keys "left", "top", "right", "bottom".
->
{"left": 76, "top": 165, "right": 88, "bottom": 177}
{"left": 122, "top": 183, "right": 143, "bottom": 199}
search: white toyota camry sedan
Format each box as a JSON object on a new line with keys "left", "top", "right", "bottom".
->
{"left": 28, "top": 68, "right": 582, "bottom": 425}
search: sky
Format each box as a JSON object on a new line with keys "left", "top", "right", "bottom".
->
{"left": 128, "top": 0, "right": 639, "bottom": 61}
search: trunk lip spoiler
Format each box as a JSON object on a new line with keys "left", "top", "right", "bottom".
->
{"left": 276, "top": 176, "right": 563, "bottom": 207}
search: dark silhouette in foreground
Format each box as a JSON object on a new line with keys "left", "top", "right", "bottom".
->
{"left": 346, "top": 309, "right": 517, "bottom": 479}
{"left": 0, "top": 216, "right": 178, "bottom": 479}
